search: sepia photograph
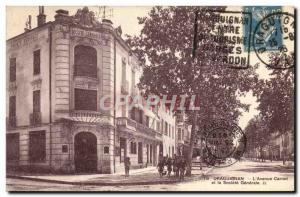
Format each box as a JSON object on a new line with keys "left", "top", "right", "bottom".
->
{"left": 5, "top": 5, "right": 295, "bottom": 192}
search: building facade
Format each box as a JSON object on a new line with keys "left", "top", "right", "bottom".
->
{"left": 244, "top": 131, "right": 294, "bottom": 162}
{"left": 175, "top": 112, "right": 191, "bottom": 158}
{"left": 6, "top": 7, "right": 176, "bottom": 174}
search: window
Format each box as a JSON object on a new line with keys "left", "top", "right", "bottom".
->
{"left": 74, "top": 45, "right": 97, "bottom": 78}
{"left": 33, "top": 49, "right": 40, "bottom": 75}
{"left": 74, "top": 89, "right": 97, "bottom": 111}
{"left": 9, "top": 58, "right": 16, "bottom": 82}
{"left": 172, "top": 126, "right": 174, "bottom": 139}
{"left": 156, "top": 121, "right": 160, "bottom": 132}
{"left": 164, "top": 122, "right": 168, "bottom": 135}
{"left": 104, "top": 146, "right": 110, "bottom": 154}
{"left": 122, "top": 59, "right": 126, "bottom": 86}
{"left": 138, "top": 142, "right": 143, "bottom": 163}
{"left": 145, "top": 116, "right": 150, "bottom": 127}
{"left": 131, "top": 69, "right": 135, "bottom": 91}
{"left": 169, "top": 124, "right": 171, "bottom": 137}
{"left": 130, "top": 107, "right": 136, "bottom": 120}
{"left": 178, "top": 128, "right": 182, "bottom": 140}
{"left": 9, "top": 96, "right": 16, "bottom": 117}
{"left": 7, "top": 133, "right": 19, "bottom": 161}
{"left": 138, "top": 109, "right": 143, "bottom": 124}
{"left": 172, "top": 146, "right": 174, "bottom": 156}
{"left": 146, "top": 144, "right": 149, "bottom": 163}
{"left": 33, "top": 90, "right": 40, "bottom": 113}
{"left": 29, "top": 130, "right": 46, "bottom": 162}
{"left": 150, "top": 145, "right": 152, "bottom": 163}
{"left": 120, "top": 138, "right": 126, "bottom": 163}
{"left": 130, "top": 142, "right": 137, "bottom": 154}
{"left": 182, "top": 129, "right": 184, "bottom": 140}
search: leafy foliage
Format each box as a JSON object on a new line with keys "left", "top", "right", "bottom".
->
{"left": 126, "top": 6, "right": 259, "bottom": 174}
{"left": 253, "top": 68, "right": 294, "bottom": 135}
{"left": 244, "top": 115, "right": 270, "bottom": 152}
{"left": 126, "top": 6, "right": 257, "bottom": 123}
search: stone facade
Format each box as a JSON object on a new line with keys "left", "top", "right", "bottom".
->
{"left": 6, "top": 7, "right": 176, "bottom": 174}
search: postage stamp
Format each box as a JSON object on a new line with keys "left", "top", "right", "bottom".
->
{"left": 244, "top": 6, "right": 282, "bottom": 51}
{"left": 253, "top": 12, "right": 295, "bottom": 69}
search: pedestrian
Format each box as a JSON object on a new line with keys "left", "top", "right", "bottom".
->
{"left": 124, "top": 157, "right": 131, "bottom": 177}
{"left": 179, "top": 156, "right": 186, "bottom": 180}
{"left": 166, "top": 157, "right": 172, "bottom": 178}
{"left": 157, "top": 156, "right": 165, "bottom": 177}
{"left": 173, "top": 155, "right": 179, "bottom": 177}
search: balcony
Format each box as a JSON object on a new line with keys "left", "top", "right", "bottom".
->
{"left": 121, "top": 81, "right": 129, "bottom": 95}
{"left": 70, "top": 110, "right": 102, "bottom": 118}
{"left": 7, "top": 116, "right": 17, "bottom": 128}
{"left": 116, "top": 117, "right": 160, "bottom": 138}
{"left": 68, "top": 110, "right": 111, "bottom": 124}
{"left": 30, "top": 112, "right": 42, "bottom": 125}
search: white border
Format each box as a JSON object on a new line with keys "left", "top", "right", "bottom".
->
{"left": 1, "top": 0, "right": 299, "bottom": 196}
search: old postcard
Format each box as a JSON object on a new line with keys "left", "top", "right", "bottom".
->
{"left": 6, "top": 6, "right": 295, "bottom": 192}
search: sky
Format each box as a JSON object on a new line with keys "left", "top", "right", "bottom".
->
{"left": 6, "top": 6, "right": 263, "bottom": 129}
{"left": 6, "top": 6, "right": 151, "bottom": 39}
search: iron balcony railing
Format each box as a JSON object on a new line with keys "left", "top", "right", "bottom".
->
{"left": 116, "top": 117, "right": 161, "bottom": 137}
{"left": 7, "top": 116, "right": 17, "bottom": 128}
{"left": 30, "top": 112, "right": 42, "bottom": 125}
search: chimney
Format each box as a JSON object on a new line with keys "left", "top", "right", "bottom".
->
{"left": 102, "top": 18, "right": 113, "bottom": 31}
{"left": 28, "top": 15, "right": 32, "bottom": 29}
{"left": 24, "top": 15, "right": 32, "bottom": 32}
{"left": 37, "top": 6, "right": 46, "bottom": 27}
{"left": 54, "top": 9, "right": 70, "bottom": 23}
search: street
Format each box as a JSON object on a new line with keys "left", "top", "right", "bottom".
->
{"left": 7, "top": 160, "right": 294, "bottom": 191}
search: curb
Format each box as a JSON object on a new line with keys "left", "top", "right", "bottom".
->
{"left": 7, "top": 174, "right": 178, "bottom": 186}
{"left": 7, "top": 168, "right": 214, "bottom": 187}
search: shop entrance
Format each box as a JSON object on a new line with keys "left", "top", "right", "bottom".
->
{"left": 74, "top": 132, "right": 97, "bottom": 173}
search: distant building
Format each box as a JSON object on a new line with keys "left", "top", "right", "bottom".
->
{"left": 266, "top": 131, "right": 294, "bottom": 161}
{"left": 6, "top": 6, "right": 176, "bottom": 174}
{"left": 245, "top": 131, "right": 294, "bottom": 161}
{"left": 175, "top": 111, "right": 191, "bottom": 158}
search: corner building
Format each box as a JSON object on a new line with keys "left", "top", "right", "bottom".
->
{"left": 6, "top": 7, "right": 176, "bottom": 174}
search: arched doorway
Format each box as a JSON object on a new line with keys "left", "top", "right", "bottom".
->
{"left": 74, "top": 132, "right": 97, "bottom": 173}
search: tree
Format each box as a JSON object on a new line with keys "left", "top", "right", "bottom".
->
{"left": 253, "top": 67, "right": 294, "bottom": 164}
{"left": 126, "top": 6, "right": 257, "bottom": 175}
{"left": 244, "top": 116, "right": 271, "bottom": 161}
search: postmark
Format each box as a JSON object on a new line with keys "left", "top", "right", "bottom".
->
{"left": 197, "top": 10, "right": 252, "bottom": 69}
{"left": 202, "top": 119, "right": 247, "bottom": 168}
{"left": 253, "top": 12, "right": 295, "bottom": 69}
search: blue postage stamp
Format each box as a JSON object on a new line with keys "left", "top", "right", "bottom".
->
{"left": 244, "top": 6, "right": 282, "bottom": 51}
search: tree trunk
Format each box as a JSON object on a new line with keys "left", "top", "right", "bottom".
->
{"left": 185, "top": 111, "right": 197, "bottom": 176}
{"left": 281, "top": 134, "right": 286, "bottom": 165}
{"left": 199, "top": 135, "right": 203, "bottom": 170}
{"left": 259, "top": 146, "right": 263, "bottom": 162}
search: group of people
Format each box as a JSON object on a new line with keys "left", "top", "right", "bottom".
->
{"left": 157, "top": 154, "right": 187, "bottom": 180}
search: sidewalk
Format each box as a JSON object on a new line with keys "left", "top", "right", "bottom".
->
{"left": 246, "top": 159, "right": 294, "bottom": 168}
{"left": 7, "top": 166, "right": 213, "bottom": 186}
